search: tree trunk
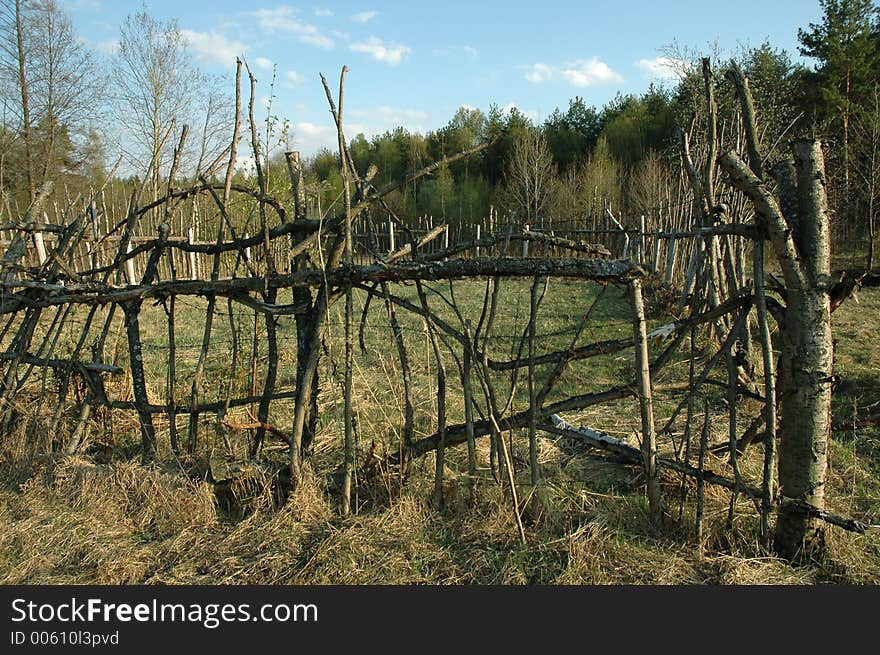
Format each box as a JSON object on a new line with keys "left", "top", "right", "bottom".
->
{"left": 630, "top": 278, "right": 661, "bottom": 522}
{"left": 14, "top": 0, "right": 34, "bottom": 203}
{"left": 719, "top": 141, "right": 833, "bottom": 561}
{"left": 773, "top": 140, "right": 833, "bottom": 561}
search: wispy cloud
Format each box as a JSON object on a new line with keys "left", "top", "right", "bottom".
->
{"left": 94, "top": 38, "right": 118, "bottom": 55}
{"left": 252, "top": 7, "right": 334, "bottom": 49}
{"left": 293, "top": 106, "right": 429, "bottom": 155}
{"left": 255, "top": 57, "right": 274, "bottom": 70}
{"left": 285, "top": 70, "right": 303, "bottom": 87}
{"left": 314, "top": 8, "right": 333, "bottom": 17}
{"left": 525, "top": 57, "right": 623, "bottom": 87}
{"left": 67, "top": 0, "right": 102, "bottom": 10}
{"left": 351, "top": 10, "right": 378, "bottom": 23}
{"left": 292, "top": 121, "right": 345, "bottom": 155}
{"left": 432, "top": 45, "right": 478, "bottom": 59}
{"left": 637, "top": 56, "right": 686, "bottom": 82}
{"left": 180, "top": 30, "right": 247, "bottom": 66}
{"left": 350, "top": 36, "right": 410, "bottom": 65}
{"left": 501, "top": 102, "right": 539, "bottom": 122}
{"left": 351, "top": 105, "right": 428, "bottom": 125}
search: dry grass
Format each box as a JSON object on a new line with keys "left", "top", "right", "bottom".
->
{"left": 0, "top": 279, "right": 878, "bottom": 585}
{"left": 0, "top": 449, "right": 847, "bottom": 585}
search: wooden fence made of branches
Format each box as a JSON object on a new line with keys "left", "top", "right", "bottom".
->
{"left": 0, "top": 63, "right": 872, "bottom": 559}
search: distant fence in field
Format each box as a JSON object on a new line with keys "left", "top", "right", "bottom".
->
{"left": 0, "top": 201, "right": 754, "bottom": 300}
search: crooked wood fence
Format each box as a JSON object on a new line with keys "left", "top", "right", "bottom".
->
{"left": 1, "top": 63, "right": 871, "bottom": 553}
{"left": 5, "top": 165, "right": 865, "bottom": 548}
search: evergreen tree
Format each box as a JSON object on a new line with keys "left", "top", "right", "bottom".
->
{"left": 798, "top": 0, "right": 880, "bottom": 195}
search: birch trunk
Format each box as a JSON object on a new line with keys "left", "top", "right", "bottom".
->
{"left": 630, "top": 278, "right": 660, "bottom": 522}
{"left": 773, "top": 141, "right": 833, "bottom": 561}
{"left": 719, "top": 140, "right": 833, "bottom": 560}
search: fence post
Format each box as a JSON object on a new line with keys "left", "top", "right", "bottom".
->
{"left": 32, "top": 230, "right": 47, "bottom": 266}
{"left": 475, "top": 224, "right": 481, "bottom": 259}
{"left": 638, "top": 215, "right": 645, "bottom": 264}
{"left": 652, "top": 230, "right": 661, "bottom": 272}
{"left": 89, "top": 201, "right": 100, "bottom": 269}
{"left": 388, "top": 220, "right": 395, "bottom": 254}
{"left": 188, "top": 227, "right": 198, "bottom": 280}
{"left": 125, "top": 242, "right": 137, "bottom": 286}
{"left": 630, "top": 277, "right": 661, "bottom": 522}
{"left": 665, "top": 237, "right": 679, "bottom": 286}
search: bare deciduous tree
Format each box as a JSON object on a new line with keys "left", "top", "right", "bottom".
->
{"left": 0, "top": 0, "right": 103, "bottom": 206}
{"left": 503, "top": 127, "right": 556, "bottom": 225}
{"left": 0, "top": 0, "right": 36, "bottom": 201}
{"left": 28, "top": 0, "right": 102, "bottom": 185}
{"left": 113, "top": 10, "right": 200, "bottom": 199}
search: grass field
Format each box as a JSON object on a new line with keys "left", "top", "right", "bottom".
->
{"left": 0, "top": 274, "right": 878, "bottom": 584}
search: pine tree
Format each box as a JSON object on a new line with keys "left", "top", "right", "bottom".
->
{"left": 798, "top": 0, "right": 880, "bottom": 197}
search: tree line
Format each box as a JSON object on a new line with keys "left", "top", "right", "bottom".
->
{"left": 0, "top": 0, "right": 231, "bottom": 216}
{"left": 0, "top": 0, "right": 877, "bottom": 262}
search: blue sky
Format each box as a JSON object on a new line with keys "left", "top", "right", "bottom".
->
{"left": 62, "top": 0, "right": 825, "bottom": 157}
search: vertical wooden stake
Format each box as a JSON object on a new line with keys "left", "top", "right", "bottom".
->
{"left": 122, "top": 301, "right": 156, "bottom": 459}
{"left": 753, "top": 235, "right": 777, "bottom": 547}
{"left": 188, "top": 227, "right": 197, "bottom": 280}
{"left": 528, "top": 275, "right": 541, "bottom": 513}
{"left": 32, "top": 230, "right": 46, "bottom": 265}
{"left": 651, "top": 231, "right": 661, "bottom": 272}
{"left": 664, "top": 237, "right": 678, "bottom": 287}
{"left": 166, "top": 295, "right": 178, "bottom": 456}
{"left": 696, "top": 399, "right": 711, "bottom": 554}
{"left": 125, "top": 242, "right": 136, "bottom": 286}
{"left": 638, "top": 214, "right": 645, "bottom": 264}
{"left": 463, "top": 320, "right": 477, "bottom": 503}
{"left": 630, "top": 278, "right": 661, "bottom": 522}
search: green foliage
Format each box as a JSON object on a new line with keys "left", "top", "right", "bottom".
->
{"left": 600, "top": 89, "right": 676, "bottom": 168}
{"left": 543, "top": 96, "right": 601, "bottom": 172}
{"left": 739, "top": 43, "right": 810, "bottom": 159}
{"left": 798, "top": 0, "right": 880, "bottom": 125}
{"left": 798, "top": 0, "right": 880, "bottom": 240}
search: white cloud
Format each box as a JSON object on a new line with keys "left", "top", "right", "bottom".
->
{"left": 291, "top": 105, "right": 430, "bottom": 157}
{"left": 501, "top": 102, "right": 539, "bottom": 122}
{"left": 525, "top": 57, "right": 623, "bottom": 87}
{"left": 637, "top": 56, "right": 686, "bottom": 82}
{"left": 285, "top": 70, "right": 304, "bottom": 87}
{"left": 67, "top": 0, "right": 102, "bottom": 10}
{"left": 525, "top": 63, "right": 553, "bottom": 84}
{"left": 351, "top": 10, "right": 378, "bottom": 23}
{"left": 432, "top": 45, "right": 479, "bottom": 59}
{"left": 252, "top": 7, "right": 334, "bottom": 49}
{"left": 292, "top": 121, "right": 339, "bottom": 155}
{"left": 94, "top": 38, "right": 118, "bottom": 55}
{"left": 180, "top": 29, "right": 247, "bottom": 66}
{"left": 351, "top": 105, "right": 428, "bottom": 127}
{"left": 314, "top": 8, "right": 333, "bottom": 17}
{"left": 350, "top": 36, "right": 410, "bottom": 65}
{"left": 293, "top": 106, "right": 429, "bottom": 156}
{"left": 255, "top": 57, "right": 274, "bottom": 70}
